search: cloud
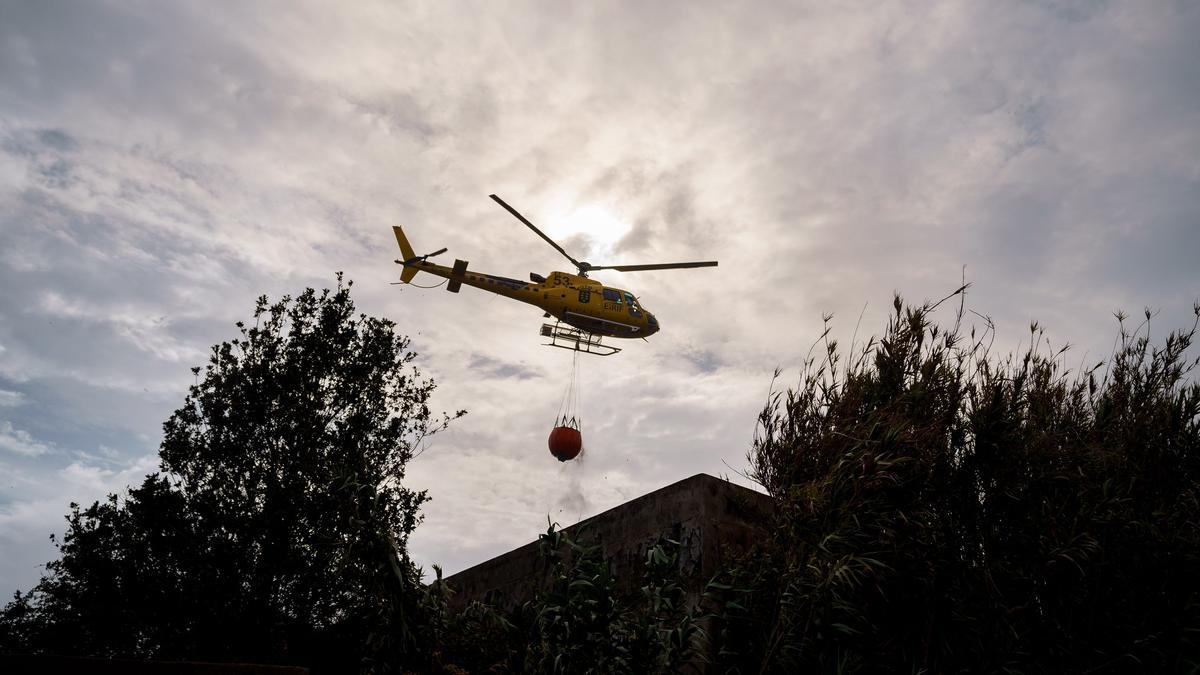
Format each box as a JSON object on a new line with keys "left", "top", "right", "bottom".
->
{"left": 0, "top": 390, "right": 25, "bottom": 407}
{"left": 0, "top": 451, "right": 159, "bottom": 593}
{"left": 59, "top": 456, "right": 157, "bottom": 493}
{"left": 0, "top": 421, "right": 53, "bottom": 456}
{"left": 466, "top": 353, "right": 544, "bottom": 381}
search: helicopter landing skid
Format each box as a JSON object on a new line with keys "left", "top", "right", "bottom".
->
{"left": 540, "top": 322, "right": 621, "bottom": 357}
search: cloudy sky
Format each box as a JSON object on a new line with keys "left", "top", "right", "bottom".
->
{"left": 2, "top": 0, "right": 1198, "bottom": 596}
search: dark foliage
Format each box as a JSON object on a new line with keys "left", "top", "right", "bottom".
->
{"left": 719, "top": 294, "right": 1200, "bottom": 673}
{"left": 0, "top": 275, "right": 462, "bottom": 672}
{"left": 423, "top": 523, "right": 708, "bottom": 673}
{"left": 6, "top": 278, "right": 1198, "bottom": 674}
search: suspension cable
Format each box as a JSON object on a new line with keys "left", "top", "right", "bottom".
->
{"left": 555, "top": 348, "right": 582, "bottom": 429}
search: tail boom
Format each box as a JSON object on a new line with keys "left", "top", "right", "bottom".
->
{"left": 392, "top": 226, "right": 419, "bottom": 283}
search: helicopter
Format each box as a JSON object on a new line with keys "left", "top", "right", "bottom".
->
{"left": 392, "top": 194, "right": 717, "bottom": 356}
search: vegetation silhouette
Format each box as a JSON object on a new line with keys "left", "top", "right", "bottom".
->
{"left": 412, "top": 292, "right": 1200, "bottom": 674}
{"left": 417, "top": 524, "right": 708, "bottom": 673}
{"left": 3, "top": 284, "right": 1199, "bottom": 673}
{"left": 709, "top": 292, "right": 1200, "bottom": 672}
{"left": 349, "top": 290, "right": 1200, "bottom": 674}
{"left": 0, "top": 275, "right": 463, "bottom": 672}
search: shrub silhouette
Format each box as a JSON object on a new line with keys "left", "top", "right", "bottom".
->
{"left": 714, "top": 293, "right": 1200, "bottom": 673}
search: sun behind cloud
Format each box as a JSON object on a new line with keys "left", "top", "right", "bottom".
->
{"left": 547, "top": 203, "right": 632, "bottom": 262}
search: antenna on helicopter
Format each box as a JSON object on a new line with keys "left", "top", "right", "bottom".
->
{"left": 488, "top": 194, "right": 717, "bottom": 277}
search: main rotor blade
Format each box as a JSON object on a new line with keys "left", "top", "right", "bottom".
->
{"left": 489, "top": 194, "right": 582, "bottom": 269}
{"left": 586, "top": 261, "right": 719, "bottom": 272}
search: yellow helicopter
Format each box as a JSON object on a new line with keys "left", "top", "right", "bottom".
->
{"left": 392, "top": 195, "right": 717, "bottom": 356}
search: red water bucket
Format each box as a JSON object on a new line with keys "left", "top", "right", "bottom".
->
{"left": 548, "top": 425, "right": 582, "bottom": 462}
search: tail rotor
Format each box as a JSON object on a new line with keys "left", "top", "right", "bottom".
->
{"left": 392, "top": 226, "right": 445, "bottom": 283}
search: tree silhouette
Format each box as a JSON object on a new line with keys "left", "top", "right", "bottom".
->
{"left": 1, "top": 275, "right": 462, "bottom": 672}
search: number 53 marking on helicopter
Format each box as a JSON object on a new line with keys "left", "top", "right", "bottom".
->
{"left": 392, "top": 195, "right": 717, "bottom": 356}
